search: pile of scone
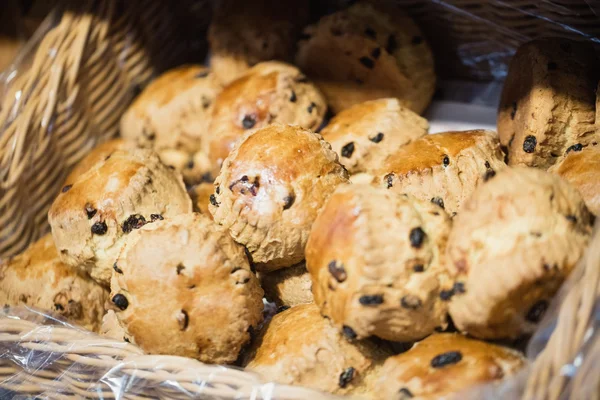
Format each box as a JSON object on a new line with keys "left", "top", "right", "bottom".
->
{"left": 2, "top": 1, "right": 599, "bottom": 399}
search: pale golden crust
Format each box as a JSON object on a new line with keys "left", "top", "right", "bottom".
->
{"left": 190, "top": 182, "right": 215, "bottom": 219}
{"left": 260, "top": 262, "right": 313, "bottom": 307}
{"left": 247, "top": 303, "right": 391, "bottom": 396}
{"left": 295, "top": 1, "right": 435, "bottom": 114}
{"left": 375, "top": 130, "right": 506, "bottom": 216}
{"left": 321, "top": 98, "right": 428, "bottom": 176}
{"left": 210, "top": 124, "right": 349, "bottom": 272}
{"left": 208, "top": 0, "right": 310, "bottom": 84}
{"left": 0, "top": 235, "right": 108, "bottom": 332}
{"left": 64, "top": 139, "right": 132, "bottom": 185}
{"left": 306, "top": 184, "right": 452, "bottom": 342}
{"left": 549, "top": 145, "right": 600, "bottom": 215}
{"left": 498, "top": 38, "right": 599, "bottom": 169}
{"left": 206, "top": 61, "right": 327, "bottom": 174}
{"left": 375, "top": 333, "right": 526, "bottom": 400}
{"left": 48, "top": 149, "right": 192, "bottom": 286}
{"left": 109, "top": 213, "right": 264, "bottom": 364}
{"left": 120, "top": 65, "right": 222, "bottom": 155}
{"left": 447, "top": 167, "right": 593, "bottom": 339}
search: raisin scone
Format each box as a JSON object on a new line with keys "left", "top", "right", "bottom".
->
{"left": 208, "top": 0, "right": 310, "bottom": 84}
{"left": 549, "top": 144, "right": 600, "bottom": 215}
{"left": 375, "top": 333, "right": 526, "bottom": 400}
{"left": 498, "top": 38, "right": 599, "bottom": 169}
{"left": 306, "top": 184, "right": 452, "bottom": 342}
{"left": 210, "top": 124, "right": 349, "bottom": 272}
{"left": 447, "top": 167, "right": 593, "bottom": 339}
{"left": 206, "top": 61, "right": 327, "bottom": 174}
{"left": 108, "top": 213, "right": 264, "bottom": 364}
{"left": 295, "top": 1, "right": 435, "bottom": 114}
{"left": 320, "top": 98, "right": 428, "bottom": 178}
{"left": 64, "top": 138, "right": 133, "bottom": 185}
{"left": 48, "top": 149, "right": 192, "bottom": 286}
{"left": 375, "top": 130, "right": 506, "bottom": 216}
{"left": 0, "top": 234, "right": 108, "bottom": 332}
{"left": 260, "top": 262, "right": 313, "bottom": 308}
{"left": 246, "top": 304, "right": 391, "bottom": 396}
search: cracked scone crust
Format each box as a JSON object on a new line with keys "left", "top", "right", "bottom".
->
{"left": 64, "top": 139, "right": 133, "bottom": 185}
{"left": 447, "top": 167, "right": 593, "bottom": 339}
{"left": 109, "top": 213, "right": 264, "bottom": 364}
{"left": 206, "top": 61, "right": 327, "bottom": 173}
{"left": 208, "top": 0, "right": 309, "bottom": 84}
{"left": 0, "top": 235, "right": 108, "bottom": 332}
{"left": 375, "top": 333, "right": 525, "bottom": 400}
{"left": 498, "top": 38, "right": 599, "bottom": 169}
{"left": 48, "top": 149, "right": 192, "bottom": 286}
{"left": 246, "top": 304, "right": 391, "bottom": 396}
{"left": 295, "top": 1, "right": 435, "bottom": 114}
{"left": 260, "top": 262, "right": 313, "bottom": 307}
{"left": 306, "top": 184, "right": 452, "bottom": 342}
{"left": 548, "top": 144, "right": 600, "bottom": 215}
{"left": 375, "top": 130, "right": 506, "bottom": 216}
{"left": 209, "top": 124, "right": 349, "bottom": 272}
{"left": 320, "top": 98, "right": 428, "bottom": 177}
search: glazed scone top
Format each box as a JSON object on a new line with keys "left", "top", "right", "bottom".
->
{"left": 48, "top": 148, "right": 192, "bottom": 286}
{"left": 210, "top": 123, "right": 349, "bottom": 272}
{"left": 206, "top": 61, "right": 327, "bottom": 173}
{"left": 306, "top": 184, "right": 452, "bottom": 342}
{"left": 447, "top": 167, "right": 593, "bottom": 339}
{"left": 548, "top": 144, "right": 600, "bottom": 215}
{"left": 295, "top": 1, "right": 435, "bottom": 114}
{"left": 375, "top": 333, "right": 526, "bottom": 400}
{"left": 120, "top": 65, "right": 221, "bottom": 154}
{"left": 246, "top": 303, "right": 391, "bottom": 396}
{"left": 320, "top": 98, "right": 428, "bottom": 175}
{"left": 0, "top": 234, "right": 108, "bottom": 332}
{"left": 375, "top": 130, "right": 506, "bottom": 215}
{"left": 64, "top": 138, "right": 132, "bottom": 186}
{"left": 109, "top": 213, "right": 264, "bottom": 364}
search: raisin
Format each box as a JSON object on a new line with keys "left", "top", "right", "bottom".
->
{"left": 401, "top": 295, "right": 422, "bottom": 310}
{"left": 371, "top": 47, "right": 381, "bottom": 59}
{"left": 123, "top": 337, "right": 130, "bottom": 343}
{"left": 195, "top": 71, "right": 209, "bottom": 78}
{"left": 307, "top": 102, "right": 317, "bottom": 113}
{"left": 409, "top": 227, "right": 426, "bottom": 248}
{"left": 150, "top": 214, "right": 163, "bottom": 222}
{"left": 453, "top": 282, "right": 466, "bottom": 294}
{"left": 442, "top": 155, "right": 450, "bottom": 167}
{"left": 84, "top": 203, "right": 97, "bottom": 219}
{"left": 484, "top": 169, "right": 496, "bottom": 181}
{"left": 364, "top": 26, "right": 376, "bottom": 39}
{"left": 566, "top": 215, "right": 577, "bottom": 223}
{"left": 112, "top": 294, "right": 129, "bottom": 311}
{"left": 385, "top": 173, "right": 394, "bottom": 188}
{"left": 283, "top": 193, "right": 295, "bottom": 210}
{"left": 359, "top": 56, "right": 375, "bottom": 69}
{"left": 566, "top": 143, "right": 583, "bottom": 154}
{"left": 431, "top": 351, "right": 462, "bottom": 368}
{"left": 113, "top": 263, "right": 123, "bottom": 274}
{"left": 369, "top": 132, "right": 384, "bottom": 143}
{"left": 91, "top": 221, "right": 108, "bottom": 235}
{"left": 55, "top": 303, "right": 64, "bottom": 311}
{"left": 411, "top": 36, "right": 423, "bottom": 45}
{"left": 62, "top": 185, "right": 72, "bottom": 193}
{"left": 341, "top": 142, "right": 355, "bottom": 158}
{"left": 430, "top": 197, "right": 444, "bottom": 209}
{"left": 122, "top": 214, "right": 147, "bottom": 233}
{"left": 229, "top": 175, "right": 260, "bottom": 196}
{"left": 526, "top": 300, "right": 548, "bottom": 323}
{"left": 343, "top": 325, "right": 357, "bottom": 340}
{"left": 413, "top": 264, "right": 424, "bottom": 273}
{"left": 359, "top": 294, "right": 384, "bottom": 306}
{"left": 523, "top": 136, "right": 537, "bottom": 153}
{"left": 178, "top": 310, "right": 189, "bottom": 330}
{"left": 338, "top": 367, "right": 355, "bottom": 388}
{"left": 209, "top": 194, "right": 219, "bottom": 207}
{"left": 547, "top": 62, "right": 557, "bottom": 70}
{"left": 485, "top": 161, "right": 491, "bottom": 169}
{"left": 386, "top": 34, "right": 397, "bottom": 53}
{"left": 187, "top": 159, "right": 195, "bottom": 169}
{"left": 398, "top": 388, "right": 414, "bottom": 399}
{"left": 242, "top": 114, "right": 256, "bottom": 129}
{"left": 176, "top": 264, "right": 185, "bottom": 275}
{"left": 439, "top": 288, "right": 454, "bottom": 301}
{"left": 328, "top": 260, "right": 347, "bottom": 282}
{"left": 289, "top": 90, "right": 297, "bottom": 103}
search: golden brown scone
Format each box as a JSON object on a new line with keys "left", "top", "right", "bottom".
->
{"left": 0, "top": 235, "right": 108, "bottom": 332}
{"left": 120, "top": 65, "right": 221, "bottom": 162}
{"left": 447, "top": 167, "right": 593, "bottom": 339}
{"left": 306, "top": 184, "right": 452, "bottom": 342}
{"left": 48, "top": 149, "right": 192, "bottom": 286}
{"left": 375, "top": 130, "right": 506, "bottom": 216}
{"left": 295, "top": 1, "right": 435, "bottom": 114}
{"left": 190, "top": 182, "right": 215, "bottom": 218}
{"left": 321, "top": 98, "right": 428, "bottom": 177}
{"left": 375, "top": 333, "right": 526, "bottom": 400}
{"left": 109, "top": 213, "right": 264, "bottom": 364}
{"left": 208, "top": 0, "right": 310, "bottom": 84}
{"left": 64, "top": 139, "right": 133, "bottom": 185}
{"left": 549, "top": 144, "right": 600, "bottom": 215}
{"left": 206, "top": 61, "right": 327, "bottom": 174}
{"left": 210, "top": 124, "right": 349, "bottom": 272}
{"left": 498, "top": 38, "right": 599, "bottom": 169}
{"left": 246, "top": 303, "right": 391, "bottom": 396}
{"left": 260, "top": 262, "right": 313, "bottom": 307}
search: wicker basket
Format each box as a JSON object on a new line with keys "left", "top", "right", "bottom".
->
{"left": 0, "top": 0, "right": 599, "bottom": 398}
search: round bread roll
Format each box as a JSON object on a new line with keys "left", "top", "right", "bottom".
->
{"left": 260, "top": 262, "right": 313, "bottom": 307}
{"left": 246, "top": 303, "right": 391, "bottom": 396}
{"left": 447, "top": 167, "right": 594, "bottom": 339}
{"left": 295, "top": 1, "right": 435, "bottom": 114}
{"left": 320, "top": 98, "right": 428, "bottom": 177}
{"left": 48, "top": 148, "right": 192, "bottom": 286}
{"left": 190, "top": 182, "right": 215, "bottom": 218}
{"left": 109, "top": 213, "right": 264, "bottom": 364}
{"left": 306, "top": 184, "right": 452, "bottom": 342}
{"left": 206, "top": 61, "right": 327, "bottom": 174}
{"left": 375, "top": 130, "right": 506, "bottom": 216}
{"left": 64, "top": 138, "right": 132, "bottom": 185}
{"left": 0, "top": 234, "right": 108, "bottom": 332}
{"left": 497, "top": 38, "right": 599, "bottom": 169}
{"left": 549, "top": 144, "right": 600, "bottom": 215}
{"left": 375, "top": 333, "right": 526, "bottom": 400}
{"left": 208, "top": 0, "right": 310, "bottom": 84}
{"left": 210, "top": 124, "right": 349, "bottom": 272}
